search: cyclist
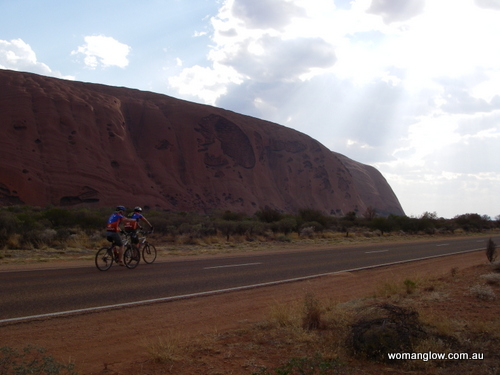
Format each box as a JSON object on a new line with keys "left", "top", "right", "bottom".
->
{"left": 106, "top": 206, "right": 135, "bottom": 266}
{"left": 124, "top": 206, "right": 153, "bottom": 256}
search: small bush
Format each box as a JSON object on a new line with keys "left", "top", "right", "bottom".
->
{"left": 255, "top": 207, "right": 283, "bottom": 223}
{"left": 349, "top": 304, "right": 425, "bottom": 362}
{"left": 267, "top": 302, "right": 299, "bottom": 328}
{"left": 302, "top": 293, "right": 323, "bottom": 330}
{"left": 300, "top": 226, "right": 315, "bottom": 238}
{"left": 254, "top": 354, "right": 345, "bottom": 375}
{"left": 470, "top": 284, "right": 496, "bottom": 301}
{"left": 273, "top": 217, "right": 297, "bottom": 234}
{"left": 143, "top": 334, "right": 184, "bottom": 363}
{"left": 490, "top": 261, "right": 500, "bottom": 272}
{"left": 486, "top": 238, "right": 497, "bottom": 263}
{"left": 480, "top": 273, "right": 500, "bottom": 286}
{"left": 0, "top": 345, "right": 77, "bottom": 375}
{"left": 276, "top": 235, "right": 292, "bottom": 242}
{"left": 404, "top": 279, "right": 417, "bottom": 294}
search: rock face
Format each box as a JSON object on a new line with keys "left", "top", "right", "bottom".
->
{"left": 0, "top": 69, "right": 404, "bottom": 216}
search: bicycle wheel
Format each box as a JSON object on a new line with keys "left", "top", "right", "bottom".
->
{"left": 95, "top": 247, "right": 113, "bottom": 271}
{"left": 142, "top": 243, "right": 157, "bottom": 264}
{"left": 124, "top": 245, "right": 140, "bottom": 269}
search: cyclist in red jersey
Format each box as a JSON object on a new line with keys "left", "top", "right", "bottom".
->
{"left": 124, "top": 206, "right": 153, "bottom": 254}
{"left": 106, "top": 206, "right": 135, "bottom": 266}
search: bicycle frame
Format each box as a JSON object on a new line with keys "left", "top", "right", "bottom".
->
{"left": 95, "top": 233, "right": 137, "bottom": 271}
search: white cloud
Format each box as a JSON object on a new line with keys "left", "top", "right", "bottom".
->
{"left": 169, "top": 0, "right": 337, "bottom": 103}
{"left": 231, "top": 0, "right": 307, "bottom": 30}
{"left": 367, "top": 0, "right": 426, "bottom": 24}
{"left": 168, "top": 63, "right": 242, "bottom": 105}
{"left": 72, "top": 35, "right": 131, "bottom": 69}
{"left": 218, "top": 35, "right": 336, "bottom": 82}
{"left": 0, "top": 38, "right": 72, "bottom": 79}
{"left": 474, "top": 0, "right": 500, "bottom": 10}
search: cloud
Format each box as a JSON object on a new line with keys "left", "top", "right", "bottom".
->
{"left": 219, "top": 35, "right": 336, "bottom": 82}
{"left": 169, "top": 0, "right": 336, "bottom": 104}
{"left": 439, "top": 87, "right": 500, "bottom": 114}
{"left": 474, "top": 0, "right": 500, "bottom": 10}
{"left": 231, "top": 0, "right": 307, "bottom": 30}
{"left": 367, "top": 0, "right": 426, "bottom": 23}
{"left": 0, "top": 38, "right": 72, "bottom": 79}
{"left": 72, "top": 35, "right": 131, "bottom": 69}
{"left": 168, "top": 64, "right": 241, "bottom": 105}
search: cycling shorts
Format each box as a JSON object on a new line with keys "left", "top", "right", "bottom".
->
{"left": 106, "top": 231, "right": 123, "bottom": 246}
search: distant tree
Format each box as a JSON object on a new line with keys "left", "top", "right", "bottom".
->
{"left": 418, "top": 211, "right": 438, "bottom": 234}
{"left": 298, "top": 208, "right": 332, "bottom": 228}
{"left": 273, "top": 217, "right": 297, "bottom": 234}
{"left": 255, "top": 207, "right": 283, "bottom": 223}
{"left": 364, "top": 206, "right": 377, "bottom": 220}
{"left": 222, "top": 210, "right": 244, "bottom": 221}
{"left": 453, "top": 213, "right": 489, "bottom": 232}
{"left": 369, "top": 217, "right": 395, "bottom": 235}
{"left": 214, "top": 220, "right": 238, "bottom": 241}
{"left": 340, "top": 211, "right": 357, "bottom": 237}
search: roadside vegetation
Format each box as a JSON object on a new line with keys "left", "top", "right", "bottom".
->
{"left": 0, "top": 206, "right": 498, "bottom": 253}
{"left": 1, "top": 206, "right": 499, "bottom": 374}
{"left": 0, "top": 345, "right": 77, "bottom": 375}
{"left": 135, "top": 254, "right": 500, "bottom": 374}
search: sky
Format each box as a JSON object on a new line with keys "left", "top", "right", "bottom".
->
{"left": 1, "top": 0, "right": 499, "bottom": 219}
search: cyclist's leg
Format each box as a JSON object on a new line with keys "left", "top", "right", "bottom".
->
{"left": 109, "top": 232, "right": 125, "bottom": 265}
{"left": 117, "top": 245, "right": 125, "bottom": 265}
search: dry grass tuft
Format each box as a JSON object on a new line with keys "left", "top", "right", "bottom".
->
{"left": 142, "top": 332, "right": 186, "bottom": 363}
{"left": 489, "top": 260, "right": 500, "bottom": 272}
{"left": 302, "top": 293, "right": 323, "bottom": 330}
{"left": 266, "top": 300, "right": 301, "bottom": 328}
{"left": 469, "top": 284, "right": 496, "bottom": 301}
{"left": 480, "top": 273, "right": 500, "bottom": 286}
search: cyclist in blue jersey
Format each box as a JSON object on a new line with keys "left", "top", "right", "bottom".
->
{"left": 124, "top": 206, "right": 153, "bottom": 254}
{"left": 106, "top": 206, "right": 135, "bottom": 266}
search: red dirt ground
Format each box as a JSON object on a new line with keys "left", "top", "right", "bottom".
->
{"left": 0, "top": 247, "right": 497, "bottom": 374}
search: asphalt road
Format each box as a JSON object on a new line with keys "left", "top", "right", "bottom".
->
{"left": 0, "top": 235, "right": 497, "bottom": 323}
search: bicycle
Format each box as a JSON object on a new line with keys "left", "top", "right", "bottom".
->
{"left": 137, "top": 229, "right": 157, "bottom": 264}
{"left": 95, "top": 233, "right": 140, "bottom": 271}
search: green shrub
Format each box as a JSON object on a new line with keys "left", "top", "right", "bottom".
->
{"left": 255, "top": 207, "right": 283, "bottom": 223}
{"left": 273, "top": 217, "right": 297, "bottom": 234}
{"left": 0, "top": 345, "right": 77, "bottom": 375}
{"left": 404, "top": 279, "right": 417, "bottom": 294}
{"left": 253, "top": 354, "right": 345, "bottom": 375}
{"left": 299, "top": 209, "right": 332, "bottom": 229}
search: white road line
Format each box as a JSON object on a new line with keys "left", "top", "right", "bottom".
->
{"left": 0, "top": 247, "right": 484, "bottom": 325}
{"left": 204, "top": 262, "right": 262, "bottom": 270}
{"left": 365, "top": 250, "right": 388, "bottom": 254}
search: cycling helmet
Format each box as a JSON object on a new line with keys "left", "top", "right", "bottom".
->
{"left": 134, "top": 206, "right": 142, "bottom": 212}
{"left": 116, "top": 205, "right": 126, "bottom": 211}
